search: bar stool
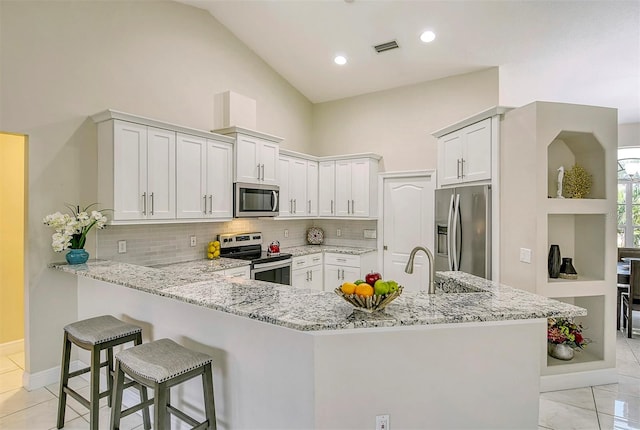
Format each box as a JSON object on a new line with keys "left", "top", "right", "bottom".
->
{"left": 110, "top": 338, "right": 216, "bottom": 430}
{"left": 57, "top": 315, "right": 151, "bottom": 430}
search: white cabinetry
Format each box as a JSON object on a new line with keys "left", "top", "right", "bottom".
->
{"left": 319, "top": 156, "right": 379, "bottom": 218}
{"left": 323, "top": 252, "right": 377, "bottom": 290}
{"left": 292, "top": 254, "right": 323, "bottom": 291}
{"left": 437, "top": 118, "right": 492, "bottom": 186}
{"left": 499, "top": 102, "right": 617, "bottom": 391}
{"left": 97, "top": 119, "right": 176, "bottom": 221}
{"left": 176, "top": 134, "right": 233, "bottom": 220}
{"left": 279, "top": 154, "right": 319, "bottom": 217}
{"left": 215, "top": 127, "right": 282, "bottom": 186}
{"left": 222, "top": 266, "right": 251, "bottom": 279}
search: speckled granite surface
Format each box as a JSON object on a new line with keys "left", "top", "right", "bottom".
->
{"left": 50, "top": 257, "right": 585, "bottom": 332}
{"left": 283, "top": 245, "right": 376, "bottom": 257}
{"left": 152, "top": 258, "right": 250, "bottom": 282}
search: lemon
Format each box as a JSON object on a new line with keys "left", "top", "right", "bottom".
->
{"left": 341, "top": 282, "right": 357, "bottom": 295}
{"left": 213, "top": 240, "right": 220, "bottom": 247}
{"left": 213, "top": 250, "right": 220, "bottom": 258}
{"left": 207, "top": 252, "right": 214, "bottom": 259}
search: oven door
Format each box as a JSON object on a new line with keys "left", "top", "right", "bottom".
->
{"left": 251, "top": 259, "right": 292, "bottom": 285}
{"left": 235, "top": 182, "right": 279, "bottom": 217}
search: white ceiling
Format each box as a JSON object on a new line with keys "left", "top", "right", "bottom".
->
{"left": 179, "top": 0, "right": 640, "bottom": 123}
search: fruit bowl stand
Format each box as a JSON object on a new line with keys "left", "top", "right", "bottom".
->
{"left": 334, "top": 286, "right": 403, "bottom": 313}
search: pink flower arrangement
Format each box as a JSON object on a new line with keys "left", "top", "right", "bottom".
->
{"left": 547, "top": 318, "right": 590, "bottom": 349}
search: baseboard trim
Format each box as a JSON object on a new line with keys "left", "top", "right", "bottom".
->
{"left": 540, "top": 367, "right": 618, "bottom": 392}
{"left": 0, "top": 339, "right": 24, "bottom": 356}
{"left": 23, "top": 360, "right": 84, "bottom": 391}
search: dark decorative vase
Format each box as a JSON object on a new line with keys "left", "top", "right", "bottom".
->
{"left": 559, "top": 257, "right": 578, "bottom": 280}
{"left": 548, "top": 245, "right": 561, "bottom": 279}
{"left": 66, "top": 248, "right": 89, "bottom": 265}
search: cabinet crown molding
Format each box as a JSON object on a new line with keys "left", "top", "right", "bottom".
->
{"left": 91, "top": 109, "right": 234, "bottom": 143}
{"left": 431, "top": 106, "right": 513, "bottom": 138}
{"left": 279, "top": 149, "right": 382, "bottom": 162}
{"left": 213, "top": 126, "right": 283, "bottom": 143}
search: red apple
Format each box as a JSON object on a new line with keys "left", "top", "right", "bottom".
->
{"left": 365, "top": 271, "right": 382, "bottom": 286}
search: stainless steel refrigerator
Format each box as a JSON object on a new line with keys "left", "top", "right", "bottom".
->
{"left": 435, "top": 185, "right": 491, "bottom": 279}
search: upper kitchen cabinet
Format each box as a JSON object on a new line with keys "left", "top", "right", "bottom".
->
{"left": 279, "top": 150, "right": 319, "bottom": 218}
{"left": 318, "top": 161, "right": 336, "bottom": 217}
{"left": 433, "top": 107, "right": 511, "bottom": 188}
{"left": 176, "top": 133, "right": 233, "bottom": 220}
{"left": 93, "top": 110, "right": 235, "bottom": 224}
{"left": 214, "top": 127, "right": 282, "bottom": 186}
{"left": 95, "top": 119, "right": 176, "bottom": 221}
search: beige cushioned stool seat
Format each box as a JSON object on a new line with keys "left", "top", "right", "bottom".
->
{"left": 116, "top": 338, "right": 212, "bottom": 383}
{"left": 65, "top": 315, "right": 142, "bottom": 345}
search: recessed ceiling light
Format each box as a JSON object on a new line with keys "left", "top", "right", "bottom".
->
{"left": 420, "top": 30, "right": 436, "bottom": 43}
{"left": 334, "top": 55, "right": 347, "bottom": 65}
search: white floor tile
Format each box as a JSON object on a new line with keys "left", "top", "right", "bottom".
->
{"left": 594, "top": 374, "right": 640, "bottom": 398}
{"left": 540, "top": 387, "right": 597, "bottom": 411}
{"left": 538, "top": 397, "right": 600, "bottom": 430}
{"left": 8, "top": 352, "right": 25, "bottom": 370}
{"left": 598, "top": 412, "right": 640, "bottom": 430}
{"left": 47, "top": 415, "right": 89, "bottom": 430}
{"left": 0, "top": 369, "right": 23, "bottom": 394}
{"left": 87, "top": 404, "right": 145, "bottom": 430}
{"left": 0, "top": 397, "right": 79, "bottom": 430}
{"left": 593, "top": 388, "right": 640, "bottom": 423}
{"left": 0, "top": 387, "right": 55, "bottom": 418}
{"left": 0, "top": 356, "right": 19, "bottom": 375}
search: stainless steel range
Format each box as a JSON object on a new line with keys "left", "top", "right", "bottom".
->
{"left": 218, "top": 232, "right": 292, "bottom": 285}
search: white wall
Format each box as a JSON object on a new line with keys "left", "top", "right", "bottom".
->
{"left": 619, "top": 123, "right": 640, "bottom": 147}
{"left": 0, "top": 0, "right": 312, "bottom": 376}
{"left": 311, "top": 68, "right": 499, "bottom": 172}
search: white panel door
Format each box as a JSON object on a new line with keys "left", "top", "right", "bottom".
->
{"left": 334, "top": 161, "right": 352, "bottom": 217}
{"left": 437, "top": 131, "right": 463, "bottom": 186}
{"left": 146, "top": 127, "right": 175, "bottom": 220}
{"left": 318, "top": 161, "right": 335, "bottom": 216}
{"left": 382, "top": 175, "right": 435, "bottom": 292}
{"left": 291, "top": 158, "right": 307, "bottom": 216}
{"left": 207, "top": 140, "right": 233, "bottom": 219}
{"left": 259, "top": 140, "right": 279, "bottom": 186}
{"left": 350, "top": 159, "right": 370, "bottom": 217}
{"left": 462, "top": 118, "right": 492, "bottom": 182}
{"left": 176, "top": 133, "right": 206, "bottom": 219}
{"left": 235, "top": 135, "right": 260, "bottom": 183}
{"left": 307, "top": 161, "right": 318, "bottom": 216}
{"left": 113, "top": 121, "right": 147, "bottom": 220}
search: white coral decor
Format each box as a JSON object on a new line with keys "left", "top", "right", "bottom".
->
{"left": 43, "top": 204, "right": 108, "bottom": 252}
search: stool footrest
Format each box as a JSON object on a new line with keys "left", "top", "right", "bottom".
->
{"left": 120, "top": 398, "right": 154, "bottom": 419}
{"left": 68, "top": 360, "right": 109, "bottom": 379}
{"left": 167, "top": 404, "right": 202, "bottom": 428}
{"left": 64, "top": 387, "right": 90, "bottom": 409}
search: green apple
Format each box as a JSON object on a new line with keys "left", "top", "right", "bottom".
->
{"left": 354, "top": 279, "right": 365, "bottom": 285}
{"left": 387, "top": 280, "right": 399, "bottom": 293}
{"left": 374, "top": 279, "right": 390, "bottom": 295}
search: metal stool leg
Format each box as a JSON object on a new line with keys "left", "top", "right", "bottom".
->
{"left": 202, "top": 363, "right": 217, "bottom": 430}
{"left": 56, "top": 332, "right": 72, "bottom": 429}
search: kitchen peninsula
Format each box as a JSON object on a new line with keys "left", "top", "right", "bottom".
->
{"left": 51, "top": 260, "right": 585, "bottom": 429}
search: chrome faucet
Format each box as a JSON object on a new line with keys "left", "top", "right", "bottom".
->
{"left": 405, "top": 246, "right": 436, "bottom": 294}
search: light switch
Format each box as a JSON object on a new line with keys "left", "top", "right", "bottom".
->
{"left": 519, "top": 248, "right": 532, "bottom": 264}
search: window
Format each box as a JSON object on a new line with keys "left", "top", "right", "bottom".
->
{"left": 617, "top": 147, "right": 640, "bottom": 247}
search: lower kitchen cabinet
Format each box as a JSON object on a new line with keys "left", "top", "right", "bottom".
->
{"left": 323, "top": 252, "right": 377, "bottom": 290}
{"left": 222, "top": 266, "right": 251, "bottom": 279}
{"left": 292, "top": 254, "right": 323, "bottom": 291}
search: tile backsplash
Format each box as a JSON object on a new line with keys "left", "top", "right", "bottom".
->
{"left": 97, "top": 218, "right": 378, "bottom": 266}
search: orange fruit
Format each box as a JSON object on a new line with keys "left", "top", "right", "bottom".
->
{"left": 355, "top": 283, "right": 374, "bottom": 297}
{"left": 341, "top": 282, "right": 357, "bottom": 295}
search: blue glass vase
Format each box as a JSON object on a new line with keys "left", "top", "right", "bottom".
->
{"left": 66, "top": 248, "right": 89, "bottom": 265}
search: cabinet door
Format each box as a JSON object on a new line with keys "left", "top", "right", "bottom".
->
{"left": 113, "top": 121, "right": 147, "bottom": 220}
{"left": 334, "top": 161, "right": 352, "bottom": 216}
{"left": 350, "top": 159, "right": 370, "bottom": 217}
{"left": 291, "top": 268, "right": 309, "bottom": 289}
{"left": 308, "top": 265, "right": 323, "bottom": 291}
{"left": 307, "top": 161, "right": 318, "bottom": 216}
{"left": 176, "top": 134, "right": 207, "bottom": 219}
{"left": 318, "top": 161, "right": 335, "bottom": 216}
{"left": 324, "top": 264, "right": 342, "bottom": 290}
{"left": 462, "top": 118, "right": 491, "bottom": 182}
{"left": 259, "top": 140, "right": 279, "bottom": 186}
{"left": 437, "top": 130, "right": 464, "bottom": 186}
{"left": 278, "top": 157, "right": 292, "bottom": 216}
{"left": 223, "top": 266, "right": 250, "bottom": 279}
{"left": 291, "top": 158, "right": 307, "bottom": 216}
{"left": 342, "top": 266, "right": 361, "bottom": 283}
{"left": 146, "top": 127, "right": 176, "bottom": 220}
{"left": 235, "top": 135, "right": 260, "bottom": 183}
{"left": 207, "top": 140, "right": 233, "bottom": 219}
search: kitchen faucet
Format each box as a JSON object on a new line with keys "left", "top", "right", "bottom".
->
{"left": 405, "top": 246, "right": 436, "bottom": 294}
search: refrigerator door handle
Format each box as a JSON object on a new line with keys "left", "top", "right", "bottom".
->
{"left": 447, "top": 194, "right": 455, "bottom": 270}
{"left": 452, "top": 193, "right": 461, "bottom": 271}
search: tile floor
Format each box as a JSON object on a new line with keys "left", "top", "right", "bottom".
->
{"left": 1, "top": 331, "right": 640, "bottom": 429}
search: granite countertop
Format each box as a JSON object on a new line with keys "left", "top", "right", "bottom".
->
{"left": 283, "top": 245, "right": 376, "bottom": 257}
{"left": 50, "top": 258, "right": 585, "bottom": 332}
{"left": 152, "top": 257, "right": 250, "bottom": 282}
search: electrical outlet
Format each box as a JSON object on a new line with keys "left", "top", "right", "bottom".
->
{"left": 519, "top": 247, "right": 532, "bottom": 264}
{"left": 376, "top": 414, "right": 389, "bottom": 430}
{"left": 337, "top": 229, "right": 342, "bottom": 237}
{"left": 284, "top": 229, "right": 289, "bottom": 238}
{"left": 118, "top": 240, "right": 126, "bottom": 254}
{"left": 190, "top": 236, "right": 197, "bottom": 247}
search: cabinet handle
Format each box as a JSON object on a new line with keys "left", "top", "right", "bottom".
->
{"left": 308, "top": 200, "right": 311, "bottom": 214}
{"left": 257, "top": 164, "right": 261, "bottom": 180}
{"left": 306, "top": 270, "right": 310, "bottom": 281}
{"left": 331, "top": 199, "right": 334, "bottom": 214}
{"left": 461, "top": 158, "right": 465, "bottom": 178}
{"left": 203, "top": 195, "right": 207, "bottom": 214}
{"left": 347, "top": 200, "right": 350, "bottom": 214}
{"left": 290, "top": 199, "right": 293, "bottom": 214}
{"left": 337, "top": 258, "right": 347, "bottom": 262}
{"left": 142, "top": 192, "right": 147, "bottom": 215}
{"left": 150, "top": 192, "right": 155, "bottom": 215}
{"left": 352, "top": 199, "right": 355, "bottom": 214}
{"left": 209, "top": 195, "right": 213, "bottom": 214}
{"left": 294, "top": 199, "right": 297, "bottom": 213}
{"left": 456, "top": 159, "right": 461, "bottom": 179}
{"left": 309, "top": 270, "right": 313, "bottom": 281}
{"left": 261, "top": 164, "right": 265, "bottom": 181}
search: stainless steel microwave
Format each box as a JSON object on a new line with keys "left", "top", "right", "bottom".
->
{"left": 234, "top": 183, "right": 279, "bottom": 217}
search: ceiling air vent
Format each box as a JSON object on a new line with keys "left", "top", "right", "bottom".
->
{"left": 373, "top": 40, "right": 399, "bottom": 53}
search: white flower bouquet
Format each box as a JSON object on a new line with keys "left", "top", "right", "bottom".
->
{"left": 43, "top": 204, "right": 108, "bottom": 252}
